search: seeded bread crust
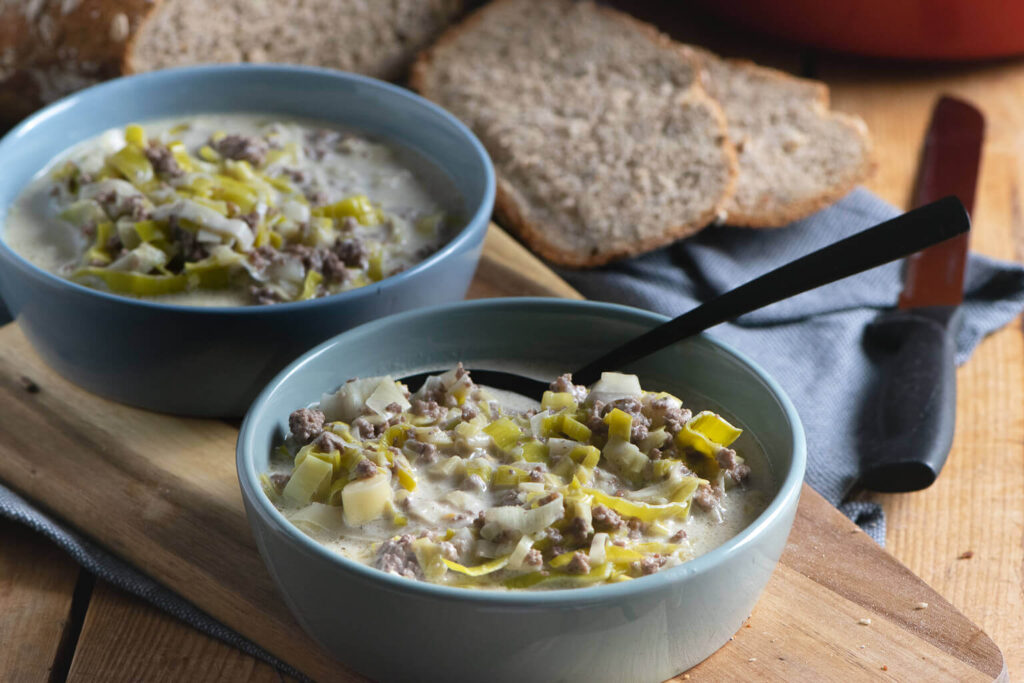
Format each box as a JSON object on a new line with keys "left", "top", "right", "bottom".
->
{"left": 695, "top": 51, "right": 874, "bottom": 227}
{"left": 412, "top": 0, "right": 738, "bottom": 268}
{"left": 0, "top": 0, "right": 154, "bottom": 125}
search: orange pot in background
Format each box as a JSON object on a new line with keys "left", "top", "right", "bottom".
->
{"left": 696, "top": 0, "right": 1024, "bottom": 60}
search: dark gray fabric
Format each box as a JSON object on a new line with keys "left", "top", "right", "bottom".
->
{"left": 560, "top": 188, "right": 1024, "bottom": 544}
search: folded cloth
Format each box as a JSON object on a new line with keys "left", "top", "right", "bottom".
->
{"left": 560, "top": 188, "right": 1024, "bottom": 544}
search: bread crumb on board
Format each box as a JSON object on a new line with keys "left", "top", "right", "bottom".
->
{"left": 109, "top": 12, "right": 130, "bottom": 42}
{"left": 857, "top": 618, "right": 872, "bottom": 626}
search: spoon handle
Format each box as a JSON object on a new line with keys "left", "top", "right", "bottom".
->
{"left": 572, "top": 195, "right": 971, "bottom": 385}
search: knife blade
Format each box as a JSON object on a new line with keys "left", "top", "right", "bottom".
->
{"left": 858, "top": 96, "right": 983, "bottom": 493}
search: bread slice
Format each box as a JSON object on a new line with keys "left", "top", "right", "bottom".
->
{"left": 411, "top": 0, "right": 737, "bottom": 267}
{"left": 0, "top": 0, "right": 463, "bottom": 126}
{"left": 125, "top": 0, "right": 462, "bottom": 79}
{"left": 695, "top": 50, "right": 874, "bottom": 227}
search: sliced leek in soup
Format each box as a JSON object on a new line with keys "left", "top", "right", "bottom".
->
{"left": 4, "top": 115, "right": 461, "bottom": 306}
{"left": 263, "top": 368, "right": 771, "bottom": 590}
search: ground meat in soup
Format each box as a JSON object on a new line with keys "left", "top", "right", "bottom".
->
{"left": 263, "top": 369, "right": 770, "bottom": 590}
{"left": 288, "top": 408, "right": 324, "bottom": 444}
{"left": 3, "top": 114, "right": 461, "bottom": 308}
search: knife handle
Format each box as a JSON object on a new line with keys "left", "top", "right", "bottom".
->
{"left": 859, "top": 306, "right": 959, "bottom": 492}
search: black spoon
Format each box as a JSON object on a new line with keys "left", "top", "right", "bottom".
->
{"left": 399, "top": 196, "right": 970, "bottom": 396}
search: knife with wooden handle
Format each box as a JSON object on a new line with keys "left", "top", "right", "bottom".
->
{"left": 858, "top": 96, "right": 983, "bottom": 492}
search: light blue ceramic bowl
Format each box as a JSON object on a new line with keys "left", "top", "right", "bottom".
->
{"left": 237, "top": 298, "right": 806, "bottom": 682}
{"left": 0, "top": 65, "right": 494, "bottom": 416}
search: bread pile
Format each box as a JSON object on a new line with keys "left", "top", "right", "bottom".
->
{"left": 0, "top": 0, "right": 873, "bottom": 267}
{"left": 413, "top": 0, "right": 874, "bottom": 266}
{"left": 0, "top": 0, "right": 463, "bottom": 123}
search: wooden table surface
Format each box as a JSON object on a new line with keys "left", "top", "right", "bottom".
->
{"left": 4, "top": 11, "right": 1024, "bottom": 682}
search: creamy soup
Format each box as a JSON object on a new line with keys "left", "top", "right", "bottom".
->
{"left": 4, "top": 115, "right": 461, "bottom": 306}
{"left": 263, "top": 367, "right": 771, "bottom": 590}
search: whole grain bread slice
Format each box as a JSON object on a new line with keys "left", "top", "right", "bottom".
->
{"left": 0, "top": 0, "right": 463, "bottom": 126}
{"left": 411, "top": 0, "right": 737, "bottom": 267}
{"left": 695, "top": 50, "right": 874, "bottom": 227}
{"left": 125, "top": 0, "right": 462, "bottom": 79}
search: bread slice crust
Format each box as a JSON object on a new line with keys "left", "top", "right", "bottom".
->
{"left": 412, "top": 0, "right": 737, "bottom": 268}
{"left": 0, "top": 0, "right": 158, "bottom": 124}
{"left": 0, "top": 0, "right": 463, "bottom": 125}
{"left": 695, "top": 52, "right": 875, "bottom": 227}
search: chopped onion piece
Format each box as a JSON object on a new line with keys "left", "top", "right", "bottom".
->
{"left": 603, "top": 437, "right": 649, "bottom": 477}
{"left": 281, "top": 199, "right": 311, "bottom": 223}
{"left": 589, "top": 532, "right": 608, "bottom": 565}
{"left": 443, "top": 490, "right": 477, "bottom": 511}
{"left": 586, "top": 371, "right": 642, "bottom": 405}
{"left": 507, "top": 534, "right": 536, "bottom": 571}
{"left": 320, "top": 376, "right": 387, "bottom": 422}
{"left": 106, "top": 242, "right": 167, "bottom": 273}
{"left": 269, "top": 254, "right": 305, "bottom": 285}
{"left": 365, "top": 377, "right": 411, "bottom": 416}
{"left": 529, "top": 410, "right": 552, "bottom": 438}
{"left": 629, "top": 467, "right": 700, "bottom": 504}
{"left": 151, "top": 199, "right": 254, "bottom": 249}
{"left": 196, "top": 229, "right": 222, "bottom": 243}
{"left": 81, "top": 178, "right": 143, "bottom": 203}
{"left": 414, "top": 375, "right": 445, "bottom": 402}
{"left": 289, "top": 503, "right": 346, "bottom": 533}
{"left": 547, "top": 438, "right": 578, "bottom": 459}
{"left": 484, "top": 494, "right": 563, "bottom": 535}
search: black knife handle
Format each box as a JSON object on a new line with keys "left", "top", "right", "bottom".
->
{"left": 859, "top": 306, "right": 959, "bottom": 492}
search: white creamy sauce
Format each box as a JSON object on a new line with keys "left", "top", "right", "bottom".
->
{"left": 3, "top": 114, "right": 462, "bottom": 306}
{"left": 278, "top": 426, "right": 770, "bottom": 570}
{"left": 267, "top": 369, "right": 773, "bottom": 590}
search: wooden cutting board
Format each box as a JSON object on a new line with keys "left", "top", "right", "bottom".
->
{"left": 0, "top": 224, "right": 1005, "bottom": 681}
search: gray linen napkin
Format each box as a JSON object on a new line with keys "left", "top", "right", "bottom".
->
{"left": 560, "top": 188, "right": 1024, "bottom": 543}
{"left": 1, "top": 187, "right": 1022, "bottom": 673}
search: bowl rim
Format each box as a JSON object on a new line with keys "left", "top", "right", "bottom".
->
{"left": 0, "top": 63, "right": 496, "bottom": 315}
{"left": 237, "top": 297, "right": 807, "bottom": 607}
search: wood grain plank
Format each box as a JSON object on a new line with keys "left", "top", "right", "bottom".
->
{"left": 676, "top": 486, "right": 1004, "bottom": 681}
{"left": 0, "top": 323, "right": 1003, "bottom": 681}
{"left": 0, "top": 519, "right": 82, "bottom": 682}
{"left": 467, "top": 224, "right": 582, "bottom": 300}
{"left": 2, "top": 222, "right": 575, "bottom": 683}
{"left": 67, "top": 582, "right": 291, "bottom": 683}
{"left": 0, "top": 348, "right": 345, "bottom": 681}
{"left": 689, "top": 565, "right": 990, "bottom": 681}
{"left": 819, "top": 55, "right": 1024, "bottom": 679}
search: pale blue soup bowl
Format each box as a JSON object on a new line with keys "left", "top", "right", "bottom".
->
{"left": 237, "top": 298, "right": 806, "bottom": 682}
{"left": 0, "top": 65, "right": 494, "bottom": 416}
